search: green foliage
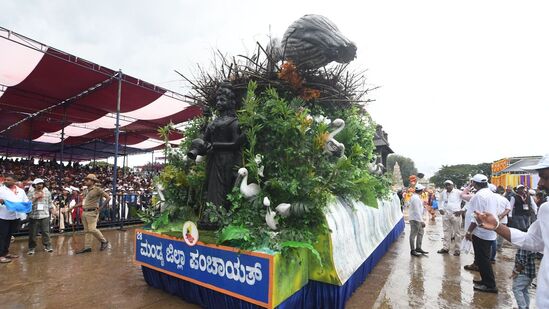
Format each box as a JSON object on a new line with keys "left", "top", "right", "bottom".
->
{"left": 137, "top": 206, "right": 158, "bottom": 225}
{"left": 218, "top": 225, "right": 252, "bottom": 244}
{"left": 215, "top": 82, "right": 390, "bottom": 251}
{"left": 157, "top": 122, "right": 175, "bottom": 161}
{"left": 202, "top": 202, "right": 232, "bottom": 226}
{"left": 149, "top": 117, "right": 207, "bottom": 227}
{"left": 386, "top": 154, "right": 418, "bottom": 187}
{"left": 153, "top": 82, "right": 391, "bottom": 256}
{"left": 280, "top": 241, "right": 322, "bottom": 266}
{"left": 430, "top": 163, "right": 492, "bottom": 188}
{"left": 151, "top": 211, "right": 170, "bottom": 230}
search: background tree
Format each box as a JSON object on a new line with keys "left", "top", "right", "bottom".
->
{"left": 430, "top": 163, "right": 491, "bottom": 188}
{"left": 157, "top": 122, "right": 175, "bottom": 164}
{"left": 386, "top": 154, "right": 418, "bottom": 187}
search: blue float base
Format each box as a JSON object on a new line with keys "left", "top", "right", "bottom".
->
{"left": 141, "top": 217, "right": 405, "bottom": 308}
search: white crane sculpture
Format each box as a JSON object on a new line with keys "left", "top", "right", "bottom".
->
{"left": 324, "top": 118, "right": 346, "bottom": 158}
{"left": 237, "top": 167, "right": 260, "bottom": 200}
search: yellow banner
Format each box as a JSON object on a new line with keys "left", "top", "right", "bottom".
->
{"left": 491, "top": 158, "right": 509, "bottom": 174}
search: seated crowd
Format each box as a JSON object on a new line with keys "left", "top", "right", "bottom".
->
{"left": 0, "top": 157, "right": 156, "bottom": 233}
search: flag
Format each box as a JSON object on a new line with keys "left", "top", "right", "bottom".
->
{"left": 3, "top": 200, "right": 32, "bottom": 213}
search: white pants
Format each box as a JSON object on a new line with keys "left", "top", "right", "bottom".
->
{"left": 118, "top": 203, "right": 129, "bottom": 220}
{"left": 51, "top": 207, "right": 70, "bottom": 230}
{"left": 442, "top": 214, "right": 463, "bottom": 252}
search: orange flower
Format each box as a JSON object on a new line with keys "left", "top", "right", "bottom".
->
{"left": 313, "top": 132, "right": 330, "bottom": 150}
{"left": 301, "top": 87, "right": 321, "bottom": 101}
{"left": 278, "top": 61, "right": 303, "bottom": 89}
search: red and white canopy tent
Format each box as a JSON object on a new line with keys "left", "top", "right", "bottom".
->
{"left": 0, "top": 26, "right": 202, "bottom": 202}
{"left": 0, "top": 27, "right": 201, "bottom": 157}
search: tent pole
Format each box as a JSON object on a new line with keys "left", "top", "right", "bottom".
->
{"left": 122, "top": 133, "right": 127, "bottom": 178}
{"left": 58, "top": 109, "right": 66, "bottom": 233}
{"left": 27, "top": 121, "right": 32, "bottom": 173}
{"left": 112, "top": 70, "right": 125, "bottom": 231}
{"left": 60, "top": 108, "right": 66, "bottom": 185}
{"left": 93, "top": 139, "right": 97, "bottom": 169}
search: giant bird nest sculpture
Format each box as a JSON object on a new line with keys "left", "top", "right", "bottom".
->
{"left": 177, "top": 14, "right": 378, "bottom": 116}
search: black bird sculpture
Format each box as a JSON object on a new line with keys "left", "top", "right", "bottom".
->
{"left": 272, "top": 14, "right": 357, "bottom": 70}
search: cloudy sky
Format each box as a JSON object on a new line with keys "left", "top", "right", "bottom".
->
{"left": 2, "top": 0, "right": 548, "bottom": 176}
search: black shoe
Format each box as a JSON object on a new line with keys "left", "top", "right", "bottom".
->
{"left": 75, "top": 248, "right": 92, "bottom": 254}
{"left": 100, "top": 241, "right": 109, "bottom": 251}
{"left": 474, "top": 284, "right": 498, "bottom": 293}
{"left": 416, "top": 248, "right": 429, "bottom": 254}
{"left": 453, "top": 251, "right": 461, "bottom": 256}
{"left": 411, "top": 250, "right": 421, "bottom": 257}
{"left": 473, "top": 279, "right": 483, "bottom": 285}
{"left": 437, "top": 249, "right": 449, "bottom": 254}
{"left": 464, "top": 264, "right": 479, "bottom": 272}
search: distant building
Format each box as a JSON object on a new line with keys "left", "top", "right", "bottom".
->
{"left": 373, "top": 125, "right": 394, "bottom": 168}
{"left": 491, "top": 156, "right": 542, "bottom": 189}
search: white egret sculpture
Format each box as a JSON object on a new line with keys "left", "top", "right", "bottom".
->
{"left": 275, "top": 203, "right": 292, "bottom": 217}
{"left": 324, "top": 118, "right": 346, "bottom": 157}
{"left": 237, "top": 167, "right": 261, "bottom": 199}
{"left": 265, "top": 208, "right": 278, "bottom": 230}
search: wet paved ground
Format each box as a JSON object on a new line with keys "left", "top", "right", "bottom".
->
{"left": 0, "top": 227, "right": 197, "bottom": 309}
{"left": 347, "top": 214, "right": 537, "bottom": 309}
{"left": 0, "top": 217, "right": 537, "bottom": 309}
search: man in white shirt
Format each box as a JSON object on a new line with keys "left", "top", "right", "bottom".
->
{"left": 438, "top": 180, "right": 463, "bottom": 256}
{"left": 489, "top": 184, "right": 511, "bottom": 262}
{"left": 409, "top": 184, "right": 428, "bottom": 257}
{"left": 465, "top": 174, "right": 499, "bottom": 293}
{"left": 461, "top": 184, "right": 479, "bottom": 271}
{"left": 0, "top": 174, "right": 30, "bottom": 263}
{"left": 475, "top": 154, "right": 549, "bottom": 308}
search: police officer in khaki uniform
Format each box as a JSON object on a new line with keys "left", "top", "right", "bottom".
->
{"left": 75, "top": 174, "right": 110, "bottom": 254}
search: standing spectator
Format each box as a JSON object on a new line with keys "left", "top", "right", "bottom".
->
{"left": 489, "top": 184, "right": 511, "bottom": 263}
{"left": 511, "top": 249, "right": 537, "bottom": 309}
{"left": 141, "top": 188, "right": 153, "bottom": 209}
{"left": 528, "top": 189, "right": 539, "bottom": 223}
{"left": 504, "top": 185, "right": 516, "bottom": 201}
{"left": 99, "top": 188, "right": 116, "bottom": 222}
{"left": 408, "top": 184, "right": 428, "bottom": 257}
{"left": 0, "top": 175, "right": 29, "bottom": 263}
{"left": 425, "top": 188, "right": 437, "bottom": 221}
{"left": 69, "top": 187, "right": 83, "bottom": 226}
{"left": 75, "top": 174, "right": 110, "bottom": 254}
{"left": 496, "top": 185, "right": 505, "bottom": 195}
{"left": 124, "top": 190, "right": 138, "bottom": 219}
{"left": 510, "top": 185, "right": 535, "bottom": 231}
{"left": 534, "top": 191, "right": 546, "bottom": 208}
{"left": 465, "top": 174, "right": 499, "bottom": 293}
{"left": 430, "top": 193, "right": 439, "bottom": 217}
{"left": 438, "top": 180, "right": 463, "bottom": 256}
{"left": 477, "top": 155, "right": 548, "bottom": 306}
{"left": 27, "top": 178, "right": 54, "bottom": 255}
{"left": 53, "top": 187, "right": 72, "bottom": 233}
{"left": 461, "top": 182, "right": 478, "bottom": 271}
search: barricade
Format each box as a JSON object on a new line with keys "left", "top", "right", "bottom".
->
{"left": 12, "top": 192, "right": 149, "bottom": 237}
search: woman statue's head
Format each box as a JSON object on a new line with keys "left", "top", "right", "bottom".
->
{"left": 215, "top": 82, "right": 236, "bottom": 113}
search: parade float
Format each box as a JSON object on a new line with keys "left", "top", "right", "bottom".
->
{"left": 134, "top": 15, "right": 404, "bottom": 308}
